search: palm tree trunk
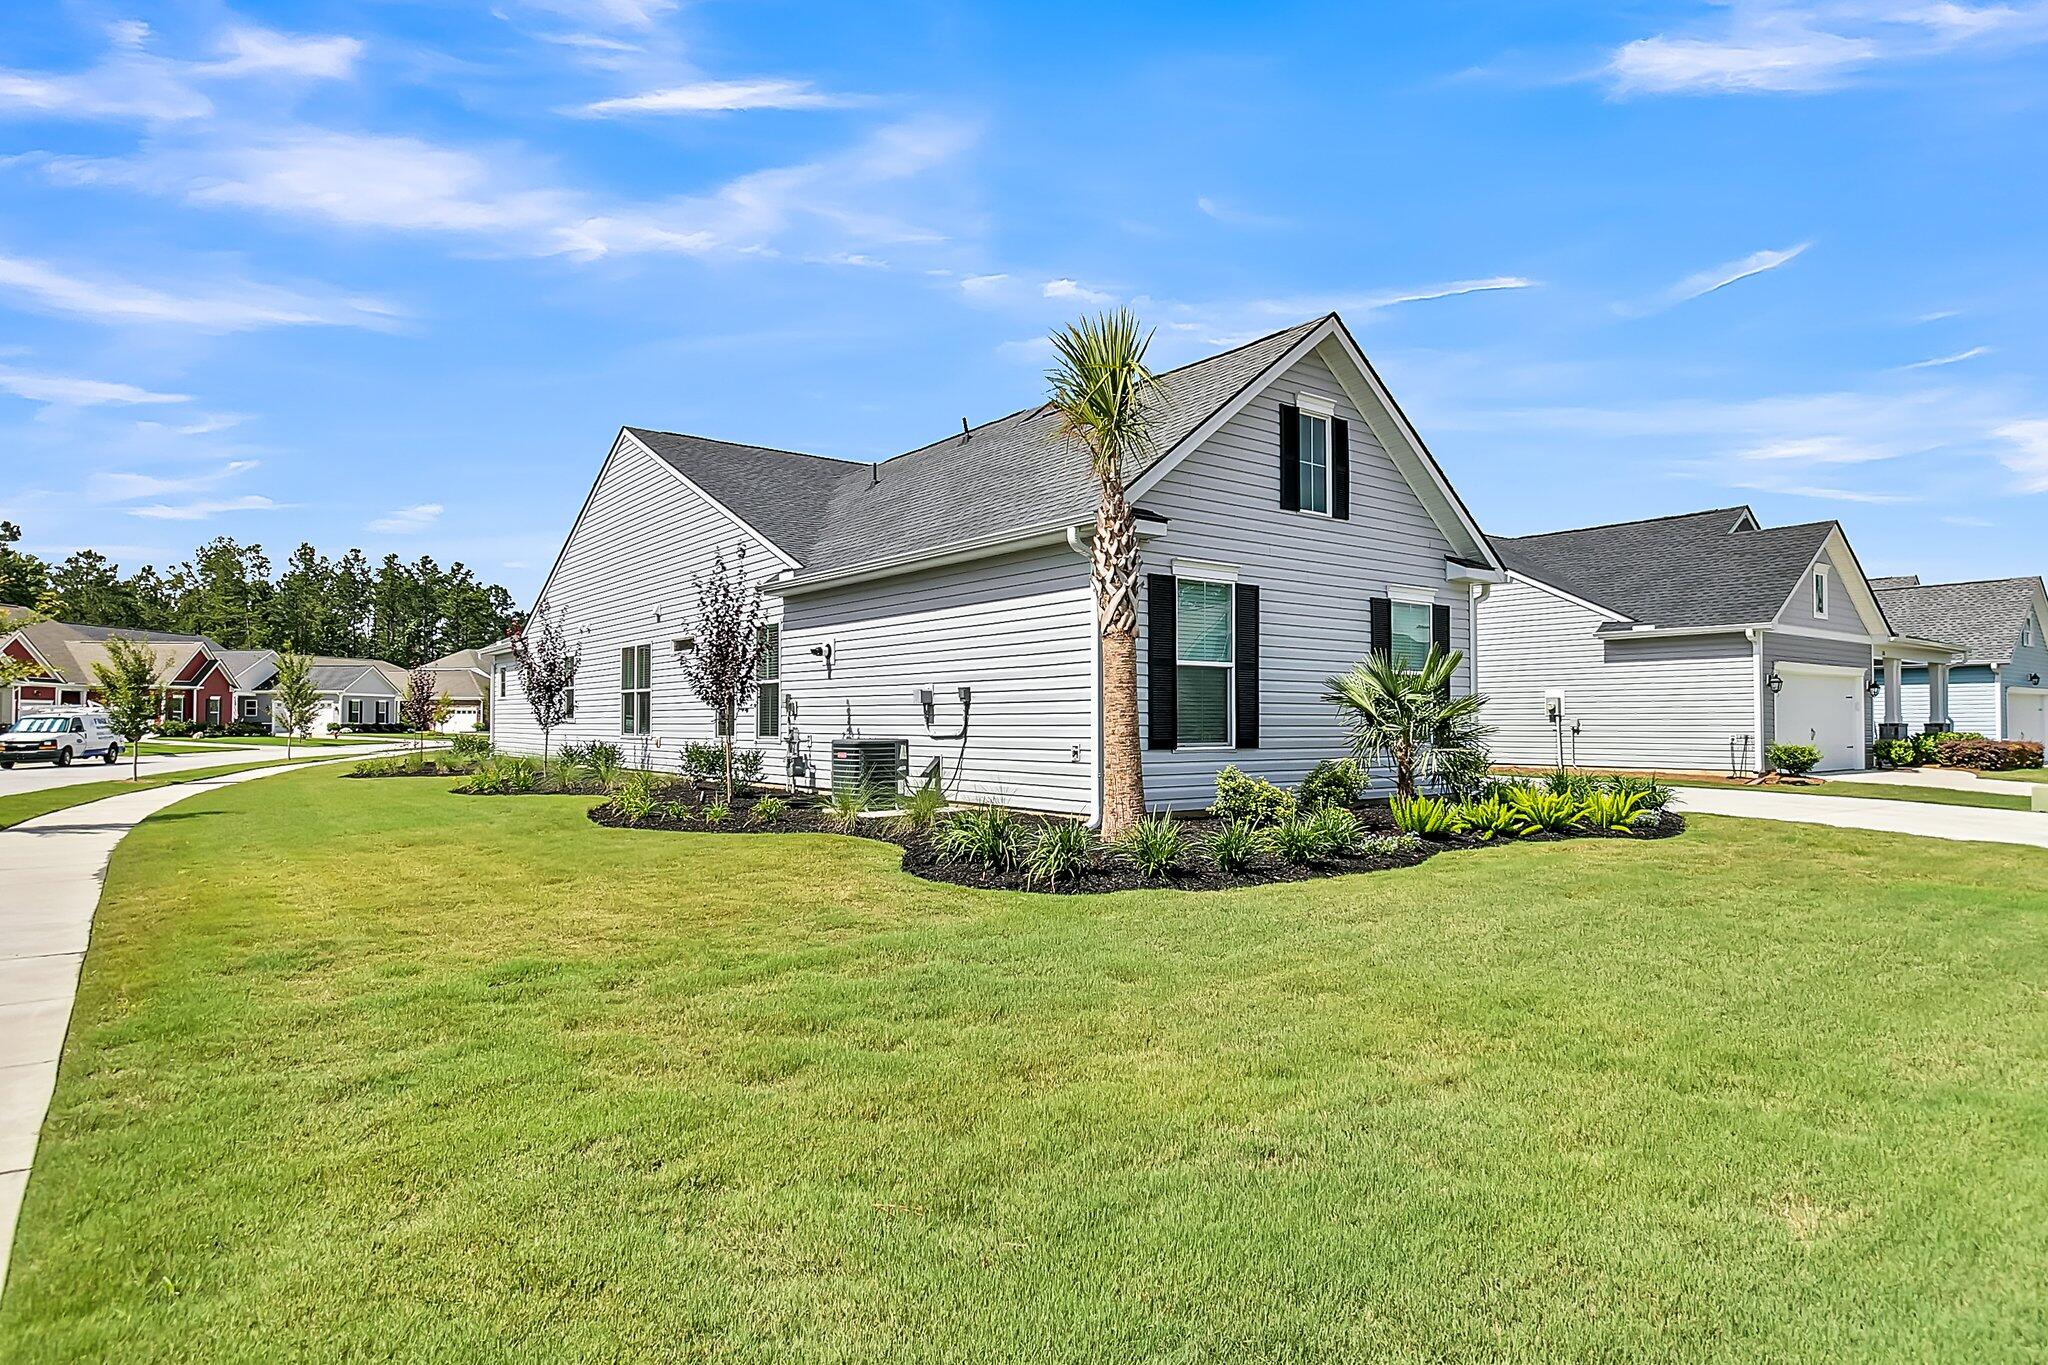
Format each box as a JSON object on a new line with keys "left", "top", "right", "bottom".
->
{"left": 1094, "top": 475, "right": 1145, "bottom": 839}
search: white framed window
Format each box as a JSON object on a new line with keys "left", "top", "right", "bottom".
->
{"left": 239, "top": 696, "right": 258, "bottom": 720}
{"left": 497, "top": 666, "right": 507, "bottom": 698}
{"left": 755, "top": 623, "right": 780, "bottom": 739}
{"left": 1295, "top": 408, "right": 1331, "bottom": 516}
{"left": 1390, "top": 598, "right": 1434, "bottom": 672}
{"left": 2024, "top": 617, "right": 2037, "bottom": 648}
{"left": 206, "top": 696, "right": 221, "bottom": 726}
{"left": 1176, "top": 577, "right": 1234, "bottom": 748}
{"left": 375, "top": 699, "right": 391, "bottom": 725}
{"left": 1813, "top": 568, "right": 1829, "bottom": 618}
{"left": 621, "top": 645, "right": 651, "bottom": 735}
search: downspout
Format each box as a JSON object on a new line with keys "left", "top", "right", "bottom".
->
{"left": 1468, "top": 581, "right": 1491, "bottom": 698}
{"left": 1067, "top": 523, "right": 1105, "bottom": 829}
{"left": 1746, "top": 627, "right": 1765, "bottom": 775}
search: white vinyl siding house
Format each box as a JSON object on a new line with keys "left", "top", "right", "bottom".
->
{"left": 488, "top": 314, "right": 1502, "bottom": 816}
{"left": 1875, "top": 577, "right": 2048, "bottom": 742}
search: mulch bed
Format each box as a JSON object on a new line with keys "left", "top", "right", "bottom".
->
{"left": 580, "top": 787, "right": 1688, "bottom": 896}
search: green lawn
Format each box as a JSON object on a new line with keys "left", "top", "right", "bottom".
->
{"left": 4, "top": 771, "right": 2045, "bottom": 1361}
{"left": 1987, "top": 768, "right": 2048, "bottom": 783}
{"left": 0, "top": 755, "right": 331, "bottom": 831}
{"left": 1671, "top": 777, "right": 2032, "bottom": 811}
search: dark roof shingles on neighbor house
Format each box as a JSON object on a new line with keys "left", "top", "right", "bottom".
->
{"left": 626, "top": 317, "right": 1326, "bottom": 578}
{"left": 1492, "top": 506, "right": 1842, "bottom": 632}
{"left": 1875, "top": 577, "right": 2044, "bottom": 664}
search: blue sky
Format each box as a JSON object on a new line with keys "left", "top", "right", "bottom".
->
{"left": 2, "top": 0, "right": 2045, "bottom": 601}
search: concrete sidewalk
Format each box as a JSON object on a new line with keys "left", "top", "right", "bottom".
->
{"left": 0, "top": 744, "right": 414, "bottom": 1292}
{"left": 1673, "top": 785, "right": 2048, "bottom": 849}
{"left": 1833, "top": 767, "right": 2041, "bottom": 798}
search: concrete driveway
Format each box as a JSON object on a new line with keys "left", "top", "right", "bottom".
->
{"left": 1673, "top": 785, "right": 2048, "bottom": 850}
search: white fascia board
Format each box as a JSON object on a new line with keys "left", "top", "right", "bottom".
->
{"left": 1876, "top": 635, "right": 1966, "bottom": 661}
{"left": 1, "top": 631, "right": 61, "bottom": 678}
{"left": 768, "top": 523, "right": 1079, "bottom": 597}
{"left": 1599, "top": 621, "right": 1773, "bottom": 641}
{"left": 1506, "top": 571, "right": 1631, "bottom": 623}
{"left": 1446, "top": 561, "right": 1506, "bottom": 585}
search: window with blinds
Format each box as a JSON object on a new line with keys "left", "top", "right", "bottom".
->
{"left": 620, "top": 644, "right": 651, "bottom": 735}
{"left": 1175, "top": 578, "right": 1233, "bottom": 746}
{"left": 755, "top": 624, "right": 780, "bottom": 738}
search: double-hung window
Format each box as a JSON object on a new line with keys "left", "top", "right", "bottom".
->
{"left": 1390, "top": 601, "right": 1433, "bottom": 672}
{"left": 375, "top": 699, "right": 391, "bottom": 725}
{"left": 497, "top": 666, "right": 507, "bottom": 698}
{"left": 347, "top": 698, "right": 362, "bottom": 725}
{"left": 1813, "top": 568, "right": 1829, "bottom": 618}
{"left": 2025, "top": 618, "right": 2037, "bottom": 648}
{"left": 1295, "top": 407, "right": 1331, "bottom": 516}
{"left": 620, "top": 645, "right": 651, "bottom": 735}
{"left": 755, "top": 624, "right": 780, "bottom": 738}
{"left": 1175, "top": 577, "right": 1234, "bottom": 747}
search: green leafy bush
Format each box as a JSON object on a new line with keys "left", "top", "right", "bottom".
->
{"left": 1935, "top": 735, "right": 2043, "bottom": 771}
{"left": 1872, "top": 737, "right": 1917, "bottom": 769}
{"left": 1206, "top": 819, "right": 1266, "bottom": 873}
{"left": 1504, "top": 787, "right": 1577, "bottom": 834}
{"left": 1576, "top": 790, "right": 1649, "bottom": 832}
{"left": 1116, "top": 813, "right": 1187, "bottom": 880}
{"left": 463, "top": 754, "right": 541, "bottom": 794}
{"left": 681, "top": 742, "right": 725, "bottom": 782}
{"left": 1912, "top": 730, "right": 1980, "bottom": 764}
{"left": 448, "top": 733, "right": 492, "bottom": 762}
{"left": 1767, "top": 743, "right": 1822, "bottom": 777}
{"left": 1543, "top": 769, "right": 1598, "bottom": 799}
{"left": 1306, "top": 805, "right": 1364, "bottom": 857}
{"left": 1212, "top": 765, "right": 1296, "bottom": 826}
{"left": 747, "top": 796, "right": 787, "bottom": 825}
{"left": 701, "top": 802, "right": 730, "bottom": 826}
{"left": 1600, "top": 773, "right": 1673, "bottom": 811}
{"left": 1390, "top": 794, "right": 1458, "bottom": 837}
{"left": 1450, "top": 796, "right": 1516, "bottom": 840}
{"left": 1023, "top": 820, "right": 1094, "bottom": 886}
{"left": 1360, "top": 833, "right": 1424, "bottom": 859}
{"left": 1434, "top": 745, "right": 1495, "bottom": 803}
{"left": 1267, "top": 815, "right": 1328, "bottom": 865}
{"left": 154, "top": 719, "right": 197, "bottom": 739}
{"left": 656, "top": 800, "right": 693, "bottom": 824}
{"left": 1298, "top": 758, "right": 1366, "bottom": 811}
{"left": 612, "top": 770, "right": 660, "bottom": 822}
{"left": 729, "top": 748, "right": 765, "bottom": 786}
{"left": 937, "top": 805, "right": 1023, "bottom": 869}
{"left": 353, "top": 757, "right": 403, "bottom": 777}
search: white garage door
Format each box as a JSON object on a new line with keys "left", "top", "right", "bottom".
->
{"left": 2011, "top": 691, "right": 2048, "bottom": 746}
{"left": 1774, "top": 665, "right": 1866, "bottom": 772}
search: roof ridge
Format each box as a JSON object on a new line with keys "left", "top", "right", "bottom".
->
{"left": 625, "top": 427, "right": 867, "bottom": 472}
{"left": 1880, "top": 574, "right": 2044, "bottom": 590}
{"left": 1494, "top": 505, "right": 1756, "bottom": 541}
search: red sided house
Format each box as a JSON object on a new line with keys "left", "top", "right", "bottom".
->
{"left": 0, "top": 620, "right": 234, "bottom": 727}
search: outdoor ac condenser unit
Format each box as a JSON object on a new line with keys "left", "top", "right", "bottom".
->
{"left": 830, "top": 738, "right": 908, "bottom": 798}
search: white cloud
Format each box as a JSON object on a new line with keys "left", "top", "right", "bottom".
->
{"left": 89, "top": 460, "right": 260, "bottom": 503}
{"left": 0, "top": 366, "right": 189, "bottom": 407}
{"left": 1736, "top": 434, "right": 1897, "bottom": 464}
{"left": 1195, "top": 195, "right": 1289, "bottom": 228}
{"left": 1732, "top": 480, "right": 1919, "bottom": 503}
{"left": 1659, "top": 243, "right": 1809, "bottom": 308}
{"left": 575, "top": 79, "right": 853, "bottom": 116}
{"left": 369, "top": 502, "right": 445, "bottom": 533}
{"left": 518, "top": 0, "right": 676, "bottom": 29}
{"left": 1994, "top": 419, "right": 2048, "bottom": 493}
{"left": 128, "top": 494, "right": 284, "bottom": 520}
{"left": 0, "top": 18, "right": 360, "bottom": 123}
{"left": 1605, "top": 1, "right": 2048, "bottom": 96}
{"left": 958, "top": 273, "right": 1012, "bottom": 297}
{"left": 1366, "top": 276, "right": 1538, "bottom": 308}
{"left": 1042, "top": 278, "right": 1115, "bottom": 305}
{"left": 1903, "top": 345, "right": 1992, "bottom": 368}
{"left": 0, "top": 250, "right": 398, "bottom": 331}
{"left": 1941, "top": 513, "right": 1997, "bottom": 527}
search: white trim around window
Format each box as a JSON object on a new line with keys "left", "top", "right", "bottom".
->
{"left": 1813, "top": 567, "right": 1830, "bottom": 619}
{"left": 1170, "top": 558, "right": 1238, "bottom": 583}
{"left": 1387, "top": 583, "right": 1438, "bottom": 606}
{"left": 1294, "top": 407, "right": 1332, "bottom": 517}
{"left": 1174, "top": 574, "right": 1235, "bottom": 750}
{"left": 1295, "top": 390, "right": 1336, "bottom": 417}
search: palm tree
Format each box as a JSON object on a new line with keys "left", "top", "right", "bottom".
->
{"left": 1047, "top": 311, "right": 1162, "bottom": 839}
{"left": 1323, "top": 647, "right": 1492, "bottom": 800}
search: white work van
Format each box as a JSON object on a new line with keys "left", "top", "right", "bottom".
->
{"left": 0, "top": 707, "right": 123, "bottom": 768}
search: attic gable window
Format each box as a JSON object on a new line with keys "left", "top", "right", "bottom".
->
{"left": 1813, "top": 568, "right": 1829, "bottom": 619}
{"left": 2025, "top": 617, "right": 2037, "bottom": 648}
{"left": 1295, "top": 409, "right": 1330, "bottom": 516}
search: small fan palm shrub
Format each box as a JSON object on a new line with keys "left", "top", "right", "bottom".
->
{"left": 1390, "top": 794, "right": 1458, "bottom": 837}
{"left": 1207, "top": 819, "right": 1266, "bottom": 873}
{"left": 1324, "top": 646, "right": 1492, "bottom": 800}
{"left": 1023, "top": 820, "right": 1095, "bottom": 886}
{"left": 1451, "top": 796, "right": 1516, "bottom": 841}
{"left": 1116, "top": 812, "right": 1187, "bottom": 880}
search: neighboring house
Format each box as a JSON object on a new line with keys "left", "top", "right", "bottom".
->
{"left": 215, "top": 650, "right": 412, "bottom": 733}
{"left": 485, "top": 313, "right": 1505, "bottom": 815}
{"left": 1870, "top": 575, "right": 2048, "bottom": 744}
{"left": 1475, "top": 507, "right": 1961, "bottom": 775}
{"left": 422, "top": 648, "right": 491, "bottom": 732}
{"left": 0, "top": 620, "right": 233, "bottom": 728}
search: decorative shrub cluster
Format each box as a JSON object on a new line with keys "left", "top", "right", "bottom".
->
{"left": 1212, "top": 765, "right": 1297, "bottom": 825}
{"left": 1388, "top": 774, "right": 1665, "bottom": 840}
{"left": 1297, "top": 758, "right": 1367, "bottom": 811}
{"left": 1935, "top": 735, "right": 2044, "bottom": 771}
{"left": 448, "top": 733, "right": 492, "bottom": 763}
{"left": 1767, "top": 743, "right": 1822, "bottom": 777}
{"left": 1873, "top": 737, "right": 1917, "bottom": 769}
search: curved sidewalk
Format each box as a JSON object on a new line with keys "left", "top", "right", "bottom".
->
{"left": 1673, "top": 785, "right": 2048, "bottom": 850}
{"left": 0, "top": 746, "right": 415, "bottom": 1291}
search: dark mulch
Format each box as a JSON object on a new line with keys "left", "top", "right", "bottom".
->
{"left": 345, "top": 762, "right": 478, "bottom": 780}
{"left": 579, "top": 788, "right": 1688, "bottom": 896}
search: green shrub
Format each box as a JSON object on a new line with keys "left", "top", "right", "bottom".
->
{"left": 656, "top": 800, "right": 693, "bottom": 824}
{"left": 1435, "top": 746, "right": 1495, "bottom": 803}
{"left": 1116, "top": 813, "right": 1187, "bottom": 880}
{"left": 729, "top": 748, "right": 765, "bottom": 786}
{"left": 1022, "top": 820, "right": 1094, "bottom": 886}
{"left": 890, "top": 781, "right": 948, "bottom": 838}
{"left": 1911, "top": 730, "right": 1979, "bottom": 765}
{"left": 1212, "top": 765, "right": 1296, "bottom": 826}
{"left": 1450, "top": 796, "right": 1516, "bottom": 840}
{"left": 1767, "top": 743, "right": 1822, "bottom": 777}
{"left": 747, "top": 795, "right": 787, "bottom": 825}
{"left": 937, "top": 806, "right": 1023, "bottom": 869}
{"left": 1267, "top": 815, "right": 1328, "bottom": 865}
{"left": 701, "top": 802, "right": 730, "bottom": 826}
{"left": 1298, "top": 758, "right": 1366, "bottom": 811}
{"left": 612, "top": 770, "right": 660, "bottom": 822}
{"left": 1390, "top": 794, "right": 1458, "bottom": 837}
{"left": 448, "top": 733, "right": 491, "bottom": 762}
{"left": 1576, "top": 790, "right": 1649, "bottom": 832}
{"left": 1306, "top": 805, "right": 1364, "bottom": 857}
{"left": 352, "top": 757, "right": 403, "bottom": 777}
{"left": 1206, "top": 819, "right": 1266, "bottom": 873}
{"left": 557, "top": 742, "right": 591, "bottom": 768}
{"left": 1600, "top": 773, "right": 1672, "bottom": 811}
{"left": 822, "top": 785, "right": 869, "bottom": 833}
{"left": 1361, "top": 832, "right": 1424, "bottom": 859}
{"left": 1504, "top": 787, "right": 1577, "bottom": 835}
{"left": 1872, "top": 737, "right": 1917, "bottom": 769}
{"left": 154, "top": 719, "right": 197, "bottom": 739}
{"left": 1543, "top": 769, "right": 1598, "bottom": 799}
{"left": 463, "top": 754, "right": 541, "bottom": 794}
{"left": 681, "top": 742, "right": 725, "bottom": 782}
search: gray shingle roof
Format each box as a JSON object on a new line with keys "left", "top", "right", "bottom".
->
{"left": 1875, "top": 577, "right": 2044, "bottom": 664}
{"left": 1868, "top": 575, "right": 1920, "bottom": 590}
{"left": 1493, "top": 506, "right": 1843, "bottom": 631}
{"left": 625, "top": 316, "right": 1326, "bottom": 577}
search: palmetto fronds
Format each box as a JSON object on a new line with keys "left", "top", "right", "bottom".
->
{"left": 1322, "top": 647, "right": 1492, "bottom": 800}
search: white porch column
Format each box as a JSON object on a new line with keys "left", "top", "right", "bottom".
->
{"left": 1928, "top": 662, "right": 1950, "bottom": 728}
{"left": 1883, "top": 656, "right": 1903, "bottom": 726}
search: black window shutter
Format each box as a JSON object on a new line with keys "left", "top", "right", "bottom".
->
{"left": 1370, "top": 597, "right": 1392, "bottom": 660}
{"left": 1332, "top": 417, "right": 1351, "bottom": 520}
{"left": 1431, "top": 603, "right": 1453, "bottom": 696}
{"left": 1147, "top": 574, "right": 1176, "bottom": 751}
{"left": 1234, "top": 585, "right": 1259, "bottom": 750}
{"left": 1278, "top": 403, "right": 1300, "bottom": 512}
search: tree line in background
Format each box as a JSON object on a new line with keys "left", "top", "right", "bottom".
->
{"left": 0, "top": 521, "right": 517, "bottom": 668}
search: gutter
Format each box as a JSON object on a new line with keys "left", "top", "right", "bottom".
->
{"left": 1066, "top": 524, "right": 1105, "bottom": 829}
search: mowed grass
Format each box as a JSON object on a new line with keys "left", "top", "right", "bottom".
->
{"left": 0, "top": 755, "right": 330, "bottom": 831}
{"left": 4, "top": 771, "right": 2046, "bottom": 1362}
